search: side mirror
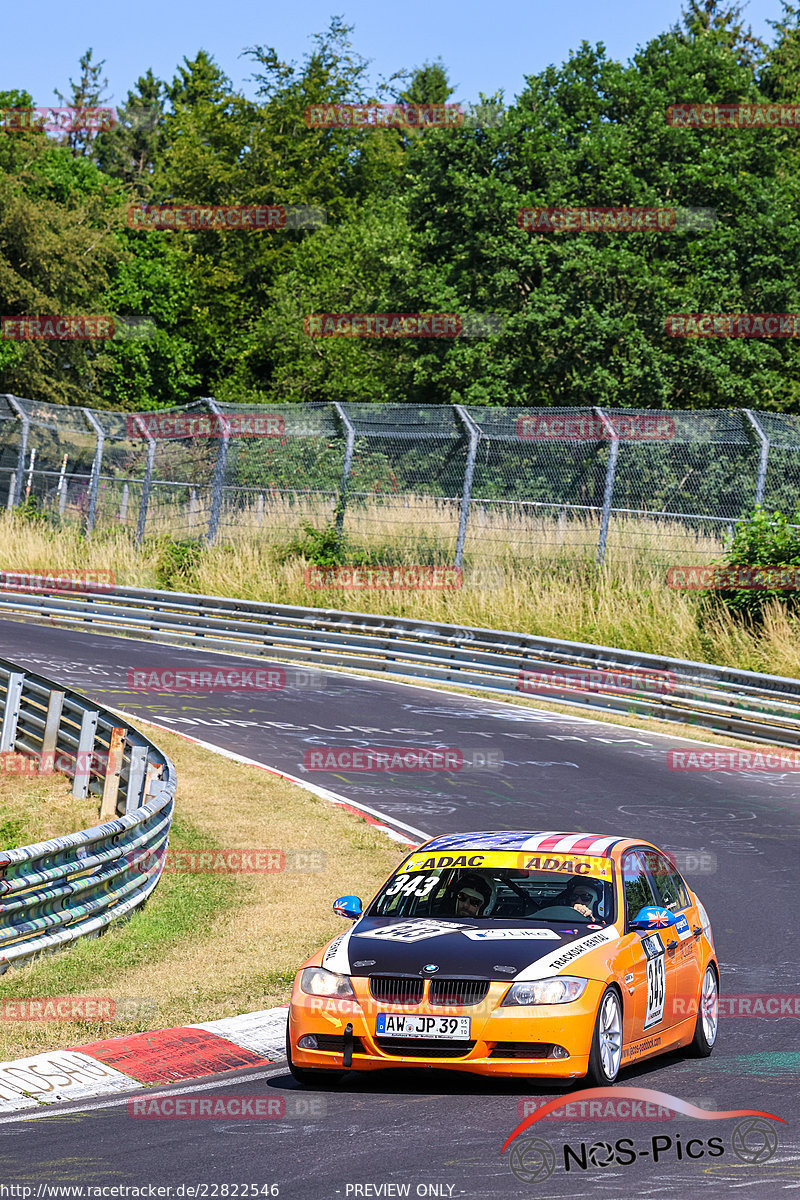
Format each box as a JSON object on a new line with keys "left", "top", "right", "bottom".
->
{"left": 630, "top": 905, "right": 677, "bottom": 932}
{"left": 333, "top": 894, "right": 362, "bottom": 920}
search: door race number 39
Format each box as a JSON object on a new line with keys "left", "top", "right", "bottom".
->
{"left": 641, "top": 932, "right": 666, "bottom": 1029}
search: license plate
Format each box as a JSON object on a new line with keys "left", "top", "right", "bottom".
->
{"left": 376, "top": 1014, "right": 471, "bottom": 1039}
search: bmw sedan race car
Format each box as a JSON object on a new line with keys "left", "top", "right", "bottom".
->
{"left": 286, "top": 831, "right": 719, "bottom": 1085}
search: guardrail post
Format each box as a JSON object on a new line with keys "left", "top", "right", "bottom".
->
{"left": 126, "top": 744, "right": 149, "bottom": 812}
{"left": 100, "top": 727, "right": 127, "bottom": 818}
{"left": 4, "top": 396, "right": 29, "bottom": 508}
{"left": 593, "top": 407, "right": 620, "bottom": 566}
{"left": 133, "top": 416, "right": 157, "bottom": 544}
{"left": 82, "top": 409, "right": 105, "bottom": 536}
{"left": 72, "top": 707, "right": 99, "bottom": 798}
{"left": 453, "top": 406, "right": 480, "bottom": 569}
{"left": 144, "top": 760, "right": 164, "bottom": 802}
{"left": 0, "top": 672, "right": 24, "bottom": 752}
{"left": 332, "top": 403, "right": 355, "bottom": 537}
{"left": 743, "top": 410, "right": 770, "bottom": 508}
{"left": 39, "top": 689, "right": 65, "bottom": 771}
{"left": 206, "top": 398, "right": 230, "bottom": 545}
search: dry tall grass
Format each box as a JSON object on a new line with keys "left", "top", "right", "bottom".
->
{"left": 1, "top": 505, "right": 798, "bottom": 678}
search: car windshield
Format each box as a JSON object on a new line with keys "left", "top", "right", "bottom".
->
{"left": 368, "top": 864, "right": 614, "bottom": 925}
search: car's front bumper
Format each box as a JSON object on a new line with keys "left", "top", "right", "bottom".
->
{"left": 288, "top": 977, "right": 605, "bottom": 1078}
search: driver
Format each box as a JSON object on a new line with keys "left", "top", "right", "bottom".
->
{"left": 554, "top": 876, "right": 603, "bottom": 919}
{"left": 454, "top": 873, "right": 493, "bottom": 918}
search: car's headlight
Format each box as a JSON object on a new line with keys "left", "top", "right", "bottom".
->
{"left": 300, "top": 967, "right": 356, "bottom": 999}
{"left": 501, "top": 977, "right": 588, "bottom": 1006}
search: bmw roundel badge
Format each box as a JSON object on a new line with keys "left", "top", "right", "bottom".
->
{"left": 422, "top": 963, "right": 439, "bottom": 974}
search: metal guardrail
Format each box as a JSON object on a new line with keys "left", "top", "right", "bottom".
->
{"left": 0, "top": 580, "right": 798, "bottom": 749}
{"left": 0, "top": 653, "right": 176, "bottom": 971}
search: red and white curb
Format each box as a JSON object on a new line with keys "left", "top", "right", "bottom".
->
{"left": 0, "top": 1007, "right": 289, "bottom": 1111}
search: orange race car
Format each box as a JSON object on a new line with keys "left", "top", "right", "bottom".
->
{"left": 286, "top": 830, "right": 719, "bottom": 1085}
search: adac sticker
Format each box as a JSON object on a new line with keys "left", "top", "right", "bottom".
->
{"left": 674, "top": 913, "right": 692, "bottom": 941}
{"left": 401, "top": 850, "right": 612, "bottom": 880}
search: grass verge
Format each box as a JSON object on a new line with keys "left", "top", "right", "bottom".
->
{"left": 0, "top": 728, "right": 403, "bottom": 1062}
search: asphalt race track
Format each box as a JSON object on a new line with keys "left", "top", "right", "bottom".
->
{"left": 0, "top": 616, "right": 797, "bottom": 1198}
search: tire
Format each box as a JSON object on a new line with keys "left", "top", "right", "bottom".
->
{"left": 285, "top": 1022, "right": 344, "bottom": 1085}
{"left": 586, "top": 987, "right": 623, "bottom": 1085}
{"left": 689, "top": 965, "right": 719, "bottom": 1057}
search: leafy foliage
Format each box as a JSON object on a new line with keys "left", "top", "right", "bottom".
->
{"left": 3, "top": 9, "right": 800, "bottom": 408}
{"left": 713, "top": 506, "right": 800, "bottom": 617}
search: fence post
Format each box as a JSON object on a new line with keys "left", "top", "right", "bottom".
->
{"left": 56, "top": 453, "right": 68, "bottom": 515}
{"left": 39, "top": 688, "right": 65, "bottom": 771}
{"left": 593, "top": 407, "right": 619, "bottom": 566}
{"left": 453, "top": 405, "right": 480, "bottom": 569}
{"left": 100, "top": 726, "right": 127, "bottom": 819}
{"left": 332, "top": 402, "right": 355, "bottom": 537}
{"left": 72, "top": 708, "right": 98, "bottom": 799}
{"left": 206, "top": 398, "right": 229, "bottom": 544}
{"left": 743, "top": 410, "right": 770, "bottom": 508}
{"left": 24, "top": 448, "right": 35, "bottom": 499}
{"left": 82, "top": 409, "right": 105, "bottom": 536}
{"left": 4, "top": 396, "right": 29, "bottom": 508}
{"left": 0, "top": 672, "right": 24, "bottom": 752}
{"left": 126, "top": 744, "right": 149, "bottom": 812}
{"left": 133, "top": 417, "right": 156, "bottom": 544}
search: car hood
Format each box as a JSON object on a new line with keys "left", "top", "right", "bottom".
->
{"left": 321, "top": 916, "right": 620, "bottom": 981}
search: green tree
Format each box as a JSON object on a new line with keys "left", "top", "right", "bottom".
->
{"left": 54, "top": 48, "right": 111, "bottom": 157}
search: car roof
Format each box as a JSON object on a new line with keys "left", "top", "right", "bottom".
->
{"left": 415, "top": 831, "right": 655, "bottom": 858}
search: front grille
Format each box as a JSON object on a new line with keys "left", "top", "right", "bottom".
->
{"left": 313, "top": 1034, "right": 364, "bottom": 1053}
{"left": 375, "top": 1038, "right": 476, "bottom": 1058}
{"left": 428, "top": 979, "right": 490, "bottom": 1007}
{"left": 369, "top": 976, "right": 424, "bottom": 1005}
{"left": 490, "top": 1042, "right": 555, "bottom": 1059}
